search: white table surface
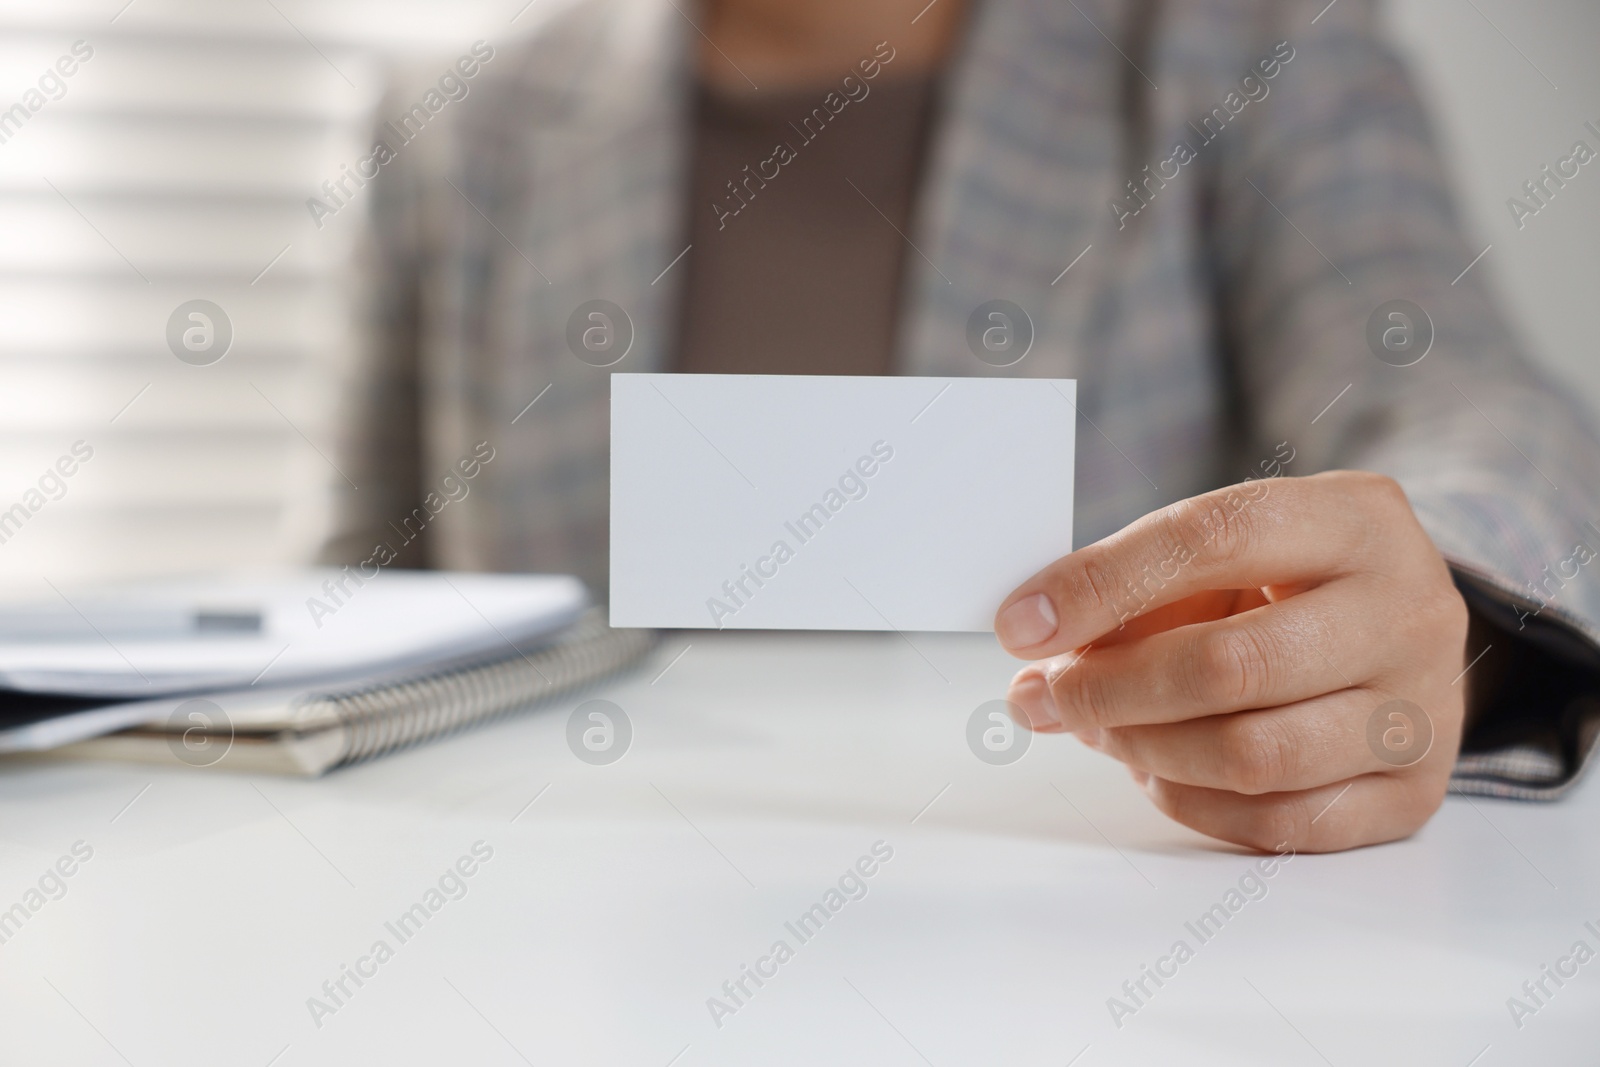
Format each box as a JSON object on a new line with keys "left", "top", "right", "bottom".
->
{"left": 1, "top": 632, "right": 1596, "bottom": 1066}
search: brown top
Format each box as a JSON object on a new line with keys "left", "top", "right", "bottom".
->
{"left": 671, "top": 72, "right": 939, "bottom": 375}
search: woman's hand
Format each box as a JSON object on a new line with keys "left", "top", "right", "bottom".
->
{"left": 994, "top": 470, "right": 1471, "bottom": 853}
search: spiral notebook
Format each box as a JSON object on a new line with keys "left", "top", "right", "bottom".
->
{"left": 58, "top": 608, "right": 656, "bottom": 775}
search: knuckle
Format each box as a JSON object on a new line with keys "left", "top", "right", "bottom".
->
{"left": 1178, "top": 492, "right": 1257, "bottom": 570}
{"left": 1095, "top": 724, "right": 1130, "bottom": 761}
{"left": 1394, "top": 582, "right": 1469, "bottom": 655}
{"left": 1180, "top": 627, "right": 1270, "bottom": 708}
{"left": 1148, "top": 503, "right": 1197, "bottom": 562}
{"left": 1048, "top": 658, "right": 1114, "bottom": 729}
{"left": 1071, "top": 555, "right": 1125, "bottom": 625}
{"left": 1349, "top": 471, "right": 1411, "bottom": 531}
{"left": 1324, "top": 467, "right": 1397, "bottom": 495}
{"left": 1149, "top": 783, "right": 1192, "bottom": 830}
{"left": 1252, "top": 798, "right": 1306, "bottom": 853}
{"left": 1399, "top": 772, "right": 1449, "bottom": 823}
{"left": 1217, "top": 713, "right": 1297, "bottom": 795}
{"left": 1311, "top": 470, "right": 1393, "bottom": 558}
{"left": 1357, "top": 471, "right": 1409, "bottom": 508}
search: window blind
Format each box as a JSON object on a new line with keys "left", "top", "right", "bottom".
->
{"left": 0, "top": 0, "right": 513, "bottom": 596}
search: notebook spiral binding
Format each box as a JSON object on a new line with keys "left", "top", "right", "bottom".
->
{"left": 292, "top": 608, "right": 656, "bottom": 770}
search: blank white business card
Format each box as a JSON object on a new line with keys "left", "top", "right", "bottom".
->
{"left": 610, "top": 374, "right": 1076, "bottom": 631}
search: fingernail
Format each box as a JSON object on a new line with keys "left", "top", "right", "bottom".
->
{"left": 996, "top": 593, "right": 1058, "bottom": 650}
{"left": 1129, "top": 768, "right": 1150, "bottom": 788}
{"left": 1007, "top": 671, "right": 1061, "bottom": 728}
{"left": 1076, "top": 727, "right": 1104, "bottom": 750}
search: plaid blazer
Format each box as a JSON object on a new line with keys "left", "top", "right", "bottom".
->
{"left": 328, "top": 0, "right": 1600, "bottom": 796}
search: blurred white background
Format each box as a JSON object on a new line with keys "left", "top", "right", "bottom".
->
{"left": 0, "top": 0, "right": 1594, "bottom": 594}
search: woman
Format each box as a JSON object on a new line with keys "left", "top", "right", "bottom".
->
{"left": 328, "top": 0, "right": 1600, "bottom": 851}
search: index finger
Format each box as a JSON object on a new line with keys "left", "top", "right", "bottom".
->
{"left": 993, "top": 473, "right": 1376, "bottom": 658}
